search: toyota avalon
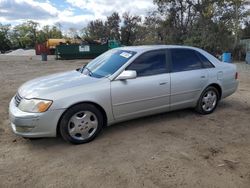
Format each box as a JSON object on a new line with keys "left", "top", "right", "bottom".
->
{"left": 9, "top": 45, "right": 239, "bottom": 144}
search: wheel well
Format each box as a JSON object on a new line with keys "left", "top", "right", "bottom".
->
{"left": 208, "top": 83, "right": 222, "bottom": 99}
{"left": 56, "top": 102, "right": 108, "bottom": 136}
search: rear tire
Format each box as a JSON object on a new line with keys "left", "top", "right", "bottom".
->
{"left": 195, "top": 86, "right": 219, "bottom": 115}
{"left": 59, "top": 103, "right": 104, "bottom": 144}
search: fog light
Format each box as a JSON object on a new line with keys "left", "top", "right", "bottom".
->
{"left": 15, "top": 126, "right": 34, "bottom": 133}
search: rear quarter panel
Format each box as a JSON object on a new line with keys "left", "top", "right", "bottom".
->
{"left": 206, "top": 62, "right": 238, "bottom": 99}
{"left": 219, "top": 63, "right": 239, "bottom": 98}
{"left": 196, "top": 48, "right": 238, "bottom": 99}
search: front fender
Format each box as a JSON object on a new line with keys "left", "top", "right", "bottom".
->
{"left": 47, "top": 80, "right": 114, "bottom": 124}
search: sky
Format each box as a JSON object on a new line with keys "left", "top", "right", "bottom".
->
{"left": 0, "top": 0, "right": 156, "bottom": 30}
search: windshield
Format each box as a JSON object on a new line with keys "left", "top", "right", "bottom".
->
{"left": 81, "top": 49, "right": 137, "bottom": 78}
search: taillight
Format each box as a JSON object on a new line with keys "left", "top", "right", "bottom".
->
{"left": 235, "top": 72, "right": 238, "bottom": 80}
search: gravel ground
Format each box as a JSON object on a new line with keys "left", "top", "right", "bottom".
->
{"left": 0, "top": 55, "right": 250, "bottom": 188}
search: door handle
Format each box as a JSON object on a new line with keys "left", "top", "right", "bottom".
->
{"left": 200, "top": 75, "right": 206, "bottom": 78}
{"left": 159, "top": 82, "right": 168, "bottom": 85}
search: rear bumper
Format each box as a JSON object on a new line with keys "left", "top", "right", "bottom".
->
{"left": 9, "top": 97, "right": 65, "bottom": 138}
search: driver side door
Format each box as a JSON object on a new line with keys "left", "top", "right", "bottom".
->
{"left": 111, "top": 50, "right": 171, "bottom": 120}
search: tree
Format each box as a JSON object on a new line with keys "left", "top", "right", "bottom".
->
{"left": 184, "top": 0, "right": 234, "bottom": 52}
{"left": 105, "top": 12, "right": 121, "bottom": 40}
{"left": 26, "top": 20, "right": 39, "bottom": 46}
{"left": 36, "top": 25, "right": 63, "bottom": 43}
{"left": 0, "top": 23, "right": 11, "bottom": 52}
{"left": 151, "top": 0, "right": 249, "bottom": 54}
{"left": 153, "top": 0, "right": 196, "bottom": 44}
{"left": 85, "top": 19, "right": 107, "bottom": 40}
{"left": 10, "top": 20, "right": 39, "bottom": 48}
{"left": 216, "top": 0, "right": 250, "bottom": 48}
{"left": 11, "top": 24, "right": 32, "bottom": 48}
{"left": 50, "top": 25, "right": 63, "bottom": 38}
{"left": 137, "top": 11, "right": 166, "bottom": 44}
{"left": 121, "top": 12, "right": 142, "bottom": 45}
{"left": 242, "top": 21, "right": 250, "bottom": 38}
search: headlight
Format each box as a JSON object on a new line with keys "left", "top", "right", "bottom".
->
{"left": 18, "top": 98, "right": 53, "bottom": 113}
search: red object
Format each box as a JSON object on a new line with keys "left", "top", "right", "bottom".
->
{"left": 235, "top": 72, "right": 238, "bottom": 80}
{"left": 35, "top": 43, "right": 50, "bottom": 55}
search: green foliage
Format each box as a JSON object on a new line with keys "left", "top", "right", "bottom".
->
{"left": 83, "top": 12, "right": 121, "bottom": 41}
{"left": 85, "top": 19, "right": 107, "bottom": 40}
{"left": 120, "top": 12, "right": 142, "bottom": 45}
{"left": 37, "top": 25, "right": 63, "bottom": 43}
{"left": 0, "top": 24, "right": 11, "bottom": 52}
{"left": 105, "top": 12, "right": 121, "bottom": 40}
{"left": 151, "top": 0, "right": 249, "bottom": 53}
{"left": 10, "top": 20, "right": 39, "bottom": 48}
{"left": 0, "top": 21, "right": 63, "bottom": 50}
{"left": 82, "top": 12, "right": 143, "bottom": 45}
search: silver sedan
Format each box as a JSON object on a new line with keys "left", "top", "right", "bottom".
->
{"left": 9, "top": 45, "right": 239, "bottom": 144}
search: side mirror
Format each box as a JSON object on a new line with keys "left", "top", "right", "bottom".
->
{"left": 116, "top": 70, "right": 137, "bottom": 80}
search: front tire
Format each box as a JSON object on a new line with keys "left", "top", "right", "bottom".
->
{"left": 59, "top": 103, "right": 104, "bottom": 144}
{"left": 195, "top": 86, "right": 219, "bottom": 114}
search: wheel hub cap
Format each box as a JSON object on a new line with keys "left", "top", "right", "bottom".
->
{"left": 202, "top": 90, "right": 217, "bottom": 112}
{"left": 68, "top": 111, "right": 98, "bottom": 141}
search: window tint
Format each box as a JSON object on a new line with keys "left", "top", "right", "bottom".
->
{"left": 171, "top": 49, "right": 203, "bottom": 72}
{"left": 196, "top": 51, "right": 215, "bottom": 68}
{"left": 126, "top": 50, "right": 167, "bottom": 77}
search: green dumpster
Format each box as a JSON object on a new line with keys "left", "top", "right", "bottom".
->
{"left": 56, "top": 40, "right": 121, "bottom": 60}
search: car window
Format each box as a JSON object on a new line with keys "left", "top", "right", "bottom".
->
{"left": 171, "top": 49, "right": 203, "bottom": 72}
{"left": 84, "top": 49, "right": 137, "bottom": 78}
{"left": 195, "top": 51, "right": 215, "bottom": 68}
{"left": 126, "top": 50, "right": 167, "bottom": 77}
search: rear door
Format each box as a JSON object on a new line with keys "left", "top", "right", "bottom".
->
{"left": 111, "top": 50, "right": 171, "bottom": 120}
{"left": 170, "top": 48, "right": 209, "bottom": 110}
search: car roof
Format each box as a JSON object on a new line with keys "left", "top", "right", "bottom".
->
{"left": 116, "top": 45, "right": 201, "bottom": 53}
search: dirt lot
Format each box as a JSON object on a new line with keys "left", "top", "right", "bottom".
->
{"left": 0, "top": 55, "right": 250, "bottom": 188}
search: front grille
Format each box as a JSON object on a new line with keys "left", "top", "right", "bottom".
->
{"left": 14, "top": 93, "right": 23, "bottom": 107}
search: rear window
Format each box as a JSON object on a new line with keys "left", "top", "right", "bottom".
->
{"left": 196, "top": 51, "right": 215, "bottom": 68}
{"left": 171, "top": 49, "right": 203, "bottom": 72}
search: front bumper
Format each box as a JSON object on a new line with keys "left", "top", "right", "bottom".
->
{"left": 9, "top": 97, "right": 65, "bottom": 138}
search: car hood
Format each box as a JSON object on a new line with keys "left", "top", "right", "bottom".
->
{"left": 18, "top": 70, "right": 105, "bottom": 99}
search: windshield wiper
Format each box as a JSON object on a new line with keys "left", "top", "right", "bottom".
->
{"left": 79, "top": 65, "right": 85, "bottom": 73}
{"left": 82, "top": 67, "right": 93, "bottom": 76}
